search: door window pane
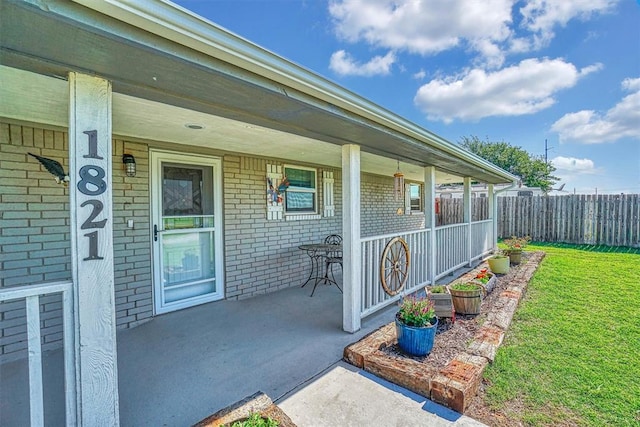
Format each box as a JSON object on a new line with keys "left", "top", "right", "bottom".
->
{"left": 163, "top": 166, "right": 204, "bottom": 216}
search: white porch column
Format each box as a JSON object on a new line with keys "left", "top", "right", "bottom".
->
{"left": 489, "top": 184, "right": 497, "bottom": 251}
{"left": 342, "top": 144, "right": 361, "bottom": 333}
{"left": 69, "top": 72, "right": 120, "bottom": 425}
{"left": 463, "top": 177, "right": 472, "bottom": 265}
{"left": 423, "top": 166, "right": 436, "bottom": 285}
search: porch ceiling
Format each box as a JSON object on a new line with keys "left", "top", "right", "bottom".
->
{"left": 1, "top": 0, "right": 515, "bottom": 185}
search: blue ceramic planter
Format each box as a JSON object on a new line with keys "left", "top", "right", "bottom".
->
{"left": 395, "top": 315, "right": 438, "bottom": 357}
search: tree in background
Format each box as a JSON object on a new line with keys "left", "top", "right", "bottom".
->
{"left": 459, "top": 136, "right": 558, "bottom": 192}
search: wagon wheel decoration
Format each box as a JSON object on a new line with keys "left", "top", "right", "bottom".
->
{"left": 380, "top": 237, "right": 410, "bottom": 296}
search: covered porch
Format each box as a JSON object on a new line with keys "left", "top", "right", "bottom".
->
{"left": 2, "top": 283, "right": 401, "bottom": 426}
{"left": 1, "top": 1, "right": 517, "bottom": 425}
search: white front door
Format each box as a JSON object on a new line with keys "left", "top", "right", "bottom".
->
{"left": 151, "top": 150, "right": 224, "bottom": 314}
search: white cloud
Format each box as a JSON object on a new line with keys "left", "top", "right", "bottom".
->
{"left": 328, "top": 0, "right": 513, "bottom": 67}
{"left": 414, "top": 58, "right": 600, "bottom": 123}
{"left": 551, "top": 77, "right": 640, "bottom": 143}
{"left": 519, "top": 0, "right": 618, "bottom": 50}
{"left": 622, "top": 77, "right": 640, "bottom": 91}
{"left": 551, "top": 156, "right": 596, "bottom": 173}
{"left": 327, "top": 0, "right": 619, "bottom": 70}
{"left": 413, "top": 69, "right": 426, "bottom": 80}
{"left": 329, "top": 50, "right": 396, "bottom": 76}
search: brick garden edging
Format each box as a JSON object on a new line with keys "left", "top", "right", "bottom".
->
{"left": 193, "top": 391, "right": 296, "bottom": 427}
{"left": 343, "top": 251, "right": 545, "bottom": 413}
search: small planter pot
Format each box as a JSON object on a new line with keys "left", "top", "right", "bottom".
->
{"left": 428, "top": 286, "right": 454, "bottom": 319}
{"left": 487, "top": 256, "right": 510, "bottom": 274}
{"left": 507, "top": 249, "right": 523, "bottom": 265}
{"left": 449, "top": 284, "right": 484, "bottom": 315}
{"left": 475, "top": 274, "right": 497, "bottom": 294}
{"left": 395, "top": 314, "right": 438, "bottom": 357}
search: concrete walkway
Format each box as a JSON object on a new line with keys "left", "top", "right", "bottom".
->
{"left": 279, "top": 361, "right": 486, "bottom": 427}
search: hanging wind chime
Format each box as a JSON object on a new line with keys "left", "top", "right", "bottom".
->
{"left": 393, "top": 160, "right": 404, "bottom": 202}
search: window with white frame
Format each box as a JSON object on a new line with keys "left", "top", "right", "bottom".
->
{"left": 284, "top": 165, "right": 317, "bottom": 214}
{"left": 409, "top": 183, "right": 422, "bottom": 213}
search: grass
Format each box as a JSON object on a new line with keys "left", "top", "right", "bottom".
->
{"left": 483, "top": 242, "right": 640, "bottom": 426}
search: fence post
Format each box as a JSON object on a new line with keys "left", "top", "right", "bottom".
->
{"left": 424, "top": 166, "right": 436, "bottom": 285}
{"left": 488, "top": 184, "right": 495, "bottom": 250}
{"left": 463, "top": 177, "right": 472, "bottom": 265}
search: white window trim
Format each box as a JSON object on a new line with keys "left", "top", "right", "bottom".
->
{"left": 406, "top": 182, "right": 424, "bottom": 214}
{"left": 283, "top": 164, "right": 318, "bottom": 217}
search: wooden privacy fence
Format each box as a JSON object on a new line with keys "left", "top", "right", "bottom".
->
{"left": 436, "top": 194, "right": 640, "bottom": 248}
{"left": 497, "top": 194, "right": 640, "bottom": 248}
{"left": 436, "top": 197, "right": 489, "bottom": 226}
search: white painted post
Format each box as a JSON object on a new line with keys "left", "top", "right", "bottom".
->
{"left": 424, "top": 167, "right": 436, "bottom": 285}
{"left": 463, "top": 177, "right": 472, "bottom": 265}
{"left": 69, "top": 72, "right": 120, "bottom": 426}
{"left": 489, "top": 184, "right": 496, "bottom": 251}
{"left": 342, "top": 144, "right": 361, "bottom": 333}
{"left": 26, "top": 296, "right": 44, "bottom": 427}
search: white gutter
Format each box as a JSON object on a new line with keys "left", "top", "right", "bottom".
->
{"left": 494, "top": 180, "right": 519, "bottom": 196}
{"left": 71, "top": 0, "right": 517, "bottom": 183}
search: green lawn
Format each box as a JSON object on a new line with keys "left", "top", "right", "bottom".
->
{"left": 484, "top": 242, "right": 640, "bottom": 426}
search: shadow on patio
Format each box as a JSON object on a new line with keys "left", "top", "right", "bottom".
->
{"left": 1, "top": 282, "right": 397, "bottom": 426}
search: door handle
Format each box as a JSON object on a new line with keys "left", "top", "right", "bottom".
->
{"left": 153, "top": 224, "right": 165, "bottom": 242}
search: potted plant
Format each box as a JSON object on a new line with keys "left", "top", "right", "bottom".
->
{"left": 473, "top": 268, "right": 496, "bottom": 293}
{"left": 502, "top": 235, "right": 531, "bottom": 265}
{"left": 395, "top": 295, "right": 438, "bottom": 357}
{"left": 427, "top": 285, "right": 454, "bottom": 320}
{"left": 231, "top": 412, "right": 279, "bottom": 427}
{"left": 448, "top": 282, "right": 485, "bottom": 315}
{"left": 487, "top": 253, "right": 510, "bottom": 274}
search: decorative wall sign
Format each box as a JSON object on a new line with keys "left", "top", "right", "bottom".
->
{"left": 266, "top": 164, "right": 287, "bottom": 220}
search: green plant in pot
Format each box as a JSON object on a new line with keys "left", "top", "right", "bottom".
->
{"left": 448, "top": 282, "right": 485, "bottom": 315}
{"left": 487, "top": 253, "right": 510, "bottom": 274}
{"left": 230, "top": 412, "right": 279, "bottom": 427}
{"left": 395, "top": 295, "right": 438, "bottom": 357}
{"left": 428, "top": 285, "right": 454, "bottom": 319}
{"left": 502, "top": 235, "right": 531, "bottom": 265}
{"left": 473, "top": 268, "right": 497, "bottom": 293}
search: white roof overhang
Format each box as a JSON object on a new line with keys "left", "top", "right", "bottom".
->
{"left": 0, "top": 0, "right": 518, "bottom": 185}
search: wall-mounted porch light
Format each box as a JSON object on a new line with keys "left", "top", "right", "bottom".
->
{"left": 393, "top": 160, "right": 404, "bottom": 202}
{"left": 122, "top": 154, "right": 136, "bottom": 177}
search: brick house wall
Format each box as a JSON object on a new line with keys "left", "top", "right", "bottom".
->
{"left": 0, "top": 120, "right": 427, "bottom": 361}
{"left": 361, "top": 173, "right": 425, "bottom": 237}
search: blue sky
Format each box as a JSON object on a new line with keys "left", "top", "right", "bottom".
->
{"left": 173, "top": 0, "right": 639, "bottom": 194}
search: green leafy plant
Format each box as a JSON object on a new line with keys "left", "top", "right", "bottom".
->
{"left": 397, "top": 296, "right": 436, "bottom": 327}
{"left": 429, "top": 285, "right": 447, "bottom": 294}
{"left": 502, "top": 235, "right": 531, "bottom": 251}
{"left": 449, "top": 282, "right": 482, "bottom": 291}
{"left": 474, "top": 268, "right": 492, "bottom": 284}
{"left": 230, "top": 412, "right": 279, "bottom": 427}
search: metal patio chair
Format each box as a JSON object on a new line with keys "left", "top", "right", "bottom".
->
{"left": 323, "top": 234, "right": 343, "bottom": 283}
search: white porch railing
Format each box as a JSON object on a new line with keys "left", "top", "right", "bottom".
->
{"left": 470, "top": 219, "right": 494, "bottom": 261}
{"left": 358, "top": 220, "right": 494, "bottom": 318}
{"left": 0, "top": 281, "right": 76, "bottom": 427}
{"left": 434, "top": 223, "right": 469, "bottom": 279}
{"left": 360, "top": 228, "right": 432, "bottom": 317}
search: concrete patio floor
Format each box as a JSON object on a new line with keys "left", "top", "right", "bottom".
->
{"left": 1, "top": 269, "right": 486, "bottom": 426}
{"left": 2, "top": 282, "right": 395, "bottom": 426}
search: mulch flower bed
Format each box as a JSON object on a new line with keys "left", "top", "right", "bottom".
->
{"left": 380, "top": 252, "right": 533, "bottom": 370}
{"left": 344, "top": 251, "right": 544, "bottom": 414}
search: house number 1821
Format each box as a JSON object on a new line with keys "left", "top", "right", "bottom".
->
{"left": 77, "top": 130, "right": 108, "bottom": 261}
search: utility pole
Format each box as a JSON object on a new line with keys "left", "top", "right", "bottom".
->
{"left": 544, "top": 139, "right": 553, "bottom": 164}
